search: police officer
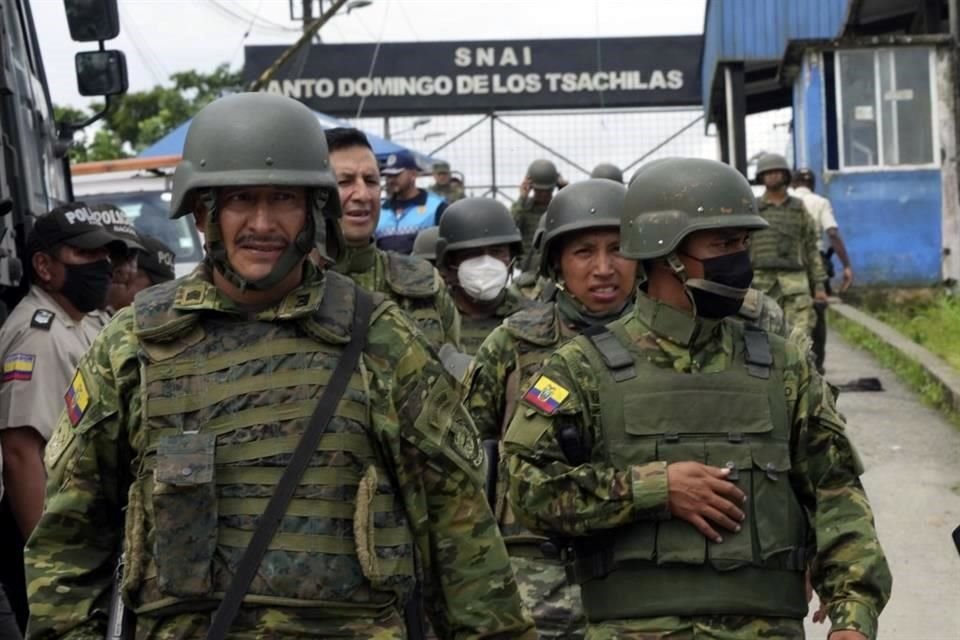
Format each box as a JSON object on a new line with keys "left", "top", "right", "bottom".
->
{"left": 0, "top": 202, "right": 121, "bottom": 632}
{"left": 512, "top": 159, "right": 562, "bottom": 270}
{"left": 428, "top": 161, "right": 465, "bottom": 203}
{"left": 130, "top": 234, "right": 177, "bottom": 289}
{"left": 377, "top": 150, "right": 447, "bottom": 254}
{"left": 436, "top": 198, "right": 529, "bottom": 355}
{"left": 85, "top": 204, "right": 146, "bottom": 329}
{"left": 25, "top": 93, "right": 533, "bottom": 640}
{"left": 467, "top": 178, "right": 638, "bottom": 639}
{"left": 411, "top": 226, "right": 439, "bottom": 264}
{"left": 751, "top": 153, "right": 827, "bottom": 337}
{"left": 504, "top": 158, "right": 891, "bottom": 639}
{"left": 589, "top": 162, "right": 624, "bottom": 183}
{"left": 325, "top": 128, "right": 461, "bottom": 350}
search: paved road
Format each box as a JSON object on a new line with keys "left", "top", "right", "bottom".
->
{"left": 804, "top": 330, "right": 960, "bottom": 639}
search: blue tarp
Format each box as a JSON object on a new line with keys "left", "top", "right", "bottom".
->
{"left": 138, "top": 109, "right": 437, "bottom": 170}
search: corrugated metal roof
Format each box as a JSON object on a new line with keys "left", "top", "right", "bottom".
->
{"left": 701, "top": 0, "right": 851, "bottom": 117}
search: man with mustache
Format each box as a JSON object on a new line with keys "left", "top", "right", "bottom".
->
{"left": 326, "top": 128, "right": 460, "bottom": 349}
{"left": 25, "top": 93, "right": 533, "bottom": 640}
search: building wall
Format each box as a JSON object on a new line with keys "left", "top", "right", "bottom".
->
{"left": 792, "top": 48, "right": 945, "bottom": 285}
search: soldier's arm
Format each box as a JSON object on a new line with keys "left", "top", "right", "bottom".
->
{"left": 464, "top": 327, "right": 517, "bottom": 441}
{"left": 366, "top": 305, "right": 534, "bottom": 639}
{"left": 787, "top": 344, "right": 891, "bottom": 640}
{"left": 503, "top": 347, "right": 668, "bottom": 538}
{"left": 433, "top": 276, "right": 462, "bottom": 349}
{"left": 25, "top": 312, "right": 139, "bottom": 640}
{"left": 803, "top": 206, "right": 827, "bottom": 293}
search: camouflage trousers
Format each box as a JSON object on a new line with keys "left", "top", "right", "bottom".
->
{"left": 584, "top": 615, "right": 805, "bottom": 639}
{"left": 510, "top": 555, "right": 586, "bottom": 639}
{"left": 754, "top": 270, "right": 815, "bottom": 338}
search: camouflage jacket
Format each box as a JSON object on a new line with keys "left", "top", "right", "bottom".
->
{"left": 333, "top": 243, "right": 461, "bottom": 349}
{"left": 26, "top": 264, "right": 533, "bottom": 640}
{"left": 503, "top": 292, "right": 891, "bottom": 638}
{"left": 736, "top": 287, "right": 788, "bottom": 337}
{"left": 458, "top": 287, "right": 533, "bottom": 357}
{"left": 509, "top": 200, "right": 548, "bottom": 268}
{"left": 429, "top": 183, "right": 465, "bottom": 203}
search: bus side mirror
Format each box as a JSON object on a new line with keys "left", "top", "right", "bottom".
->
{"left": 75, "top": 50, "right": 128, "bottom": 97}
{"left": 62, "top": 0, "right": 120, "bottom": 42}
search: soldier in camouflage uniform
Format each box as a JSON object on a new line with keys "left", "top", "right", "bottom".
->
{"left": 325, "top": 128, "right": 460, "bottom": 349}
{"left": 25, "top": 93, "right": 533, "bottom": 640}
{"left": 412, "top": 226, "right": 439, "bottom": 264}
{"left": 751, "top": 153, "right": 827, "bottom": 337}
{"left": 428, "top": 161, "right": 465, "bottom": 203}
{"left": 467, "top": 179, "right": 639, "bottom": 639}
{"left": 504, "top": 157, "right": 891, "bottom": 640}
{"left": 512, "top": 159, "right": 561, "bottom": 272}
{"left": 436, "top": 198, "right": 530, "bottom": 355}
{"left": 589, "top": 163, "right": 623, "bottom": 184}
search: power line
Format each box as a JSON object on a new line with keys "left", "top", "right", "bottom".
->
{"left": 118, "top": 3, "right": 166, "bottom": 84}
{"left": 220, "top": 0, "right": 302, "bottom": 32}
{"left": 228, "top": 0, "right": 265, "bottom": 64}
{"left": 206, "top": 0, "right": 299, "bottom": 34}
{"left": 355, "top": 0, "right": 391, "bottom": 119}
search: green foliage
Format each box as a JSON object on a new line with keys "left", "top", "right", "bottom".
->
{"left": 830, "top": 310, "right": 960, "bottom": 430}
{"left": 869, "top": 292, "right": 960, "bottom": 372}
{"left": 56, "top": 63, "right": 242, "bottom": 162}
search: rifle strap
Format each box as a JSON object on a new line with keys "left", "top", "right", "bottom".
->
{"left": 206, "top": 287, "right": 374, "bottom": 640}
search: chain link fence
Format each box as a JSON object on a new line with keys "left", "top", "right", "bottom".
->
{"left": 348, "top": 106, "right": 793, "bottom": 202}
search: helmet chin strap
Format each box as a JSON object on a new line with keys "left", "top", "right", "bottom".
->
{"left": 666, "top": 252, "right": 700, "bottom": 312}
{"left": 200, "top": 189, "right": 328, "bottom": 292}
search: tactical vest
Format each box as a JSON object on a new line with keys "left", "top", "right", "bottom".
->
{"left": 381, "top": 252, "right": 449, "bottom": 346}
{"left": 123, "top": 271, "right": 416, "bottom": 618}
{"left": 459, "top": 292, "right": 533, "bottom": 355}
{"left": 571, "top": 320, "right": 808, "bottom": 621}
{"left": 750, "top": 196, "right": 808, "bottom": 271}
{"left": 377, "top": 191, "right": 446, "bottom": 255}
{"left": 496, "top": 303, "right": 572, "bottom": 549}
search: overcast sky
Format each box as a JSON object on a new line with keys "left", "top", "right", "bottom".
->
{"left": 35, "top": 0, "right": 709, "bottom": 109}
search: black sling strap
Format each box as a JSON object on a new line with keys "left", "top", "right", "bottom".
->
{"left": 207, "top": 287, "right": 375, "bottom": 640}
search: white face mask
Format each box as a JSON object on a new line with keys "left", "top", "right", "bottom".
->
{"left": 457, "top": 255, "right": 510, "bottom": 301}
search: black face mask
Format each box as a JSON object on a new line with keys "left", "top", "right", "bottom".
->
{"left": 60, "top": 260, "right": 113, "bottom": 313}
{"left": 682, "top": 250, "right": 754, "bottom": 319}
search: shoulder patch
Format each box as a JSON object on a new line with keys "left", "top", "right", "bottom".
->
{"left": 2, "top": 353, "right": 35, "bottom": 382}
{"left": 523, "top": 375, "right": 570, "bottom": 415}
{"left": 31, "top": 309, "right": 55, "bottom": 329}
{"left": 64, "top": 370, "right": 91, "bottom": 427}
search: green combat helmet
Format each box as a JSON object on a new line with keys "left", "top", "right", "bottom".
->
{"left": 539, "top": 178, "right": 626, "bottom": 278}
{"left": 436, "top": 198, "right": 522, "bottom": 267}
{"left": 590, "top": 162, "right": 624, "bottom": 183}
{"left": 622, "top": 157, "right": 768, "bottom": 300}
{"left": 755, "top": 152, "right": 791, "bottom": 178}
{"left": 527, "top": 159, "right": 559, "bottom": 190}
{"left": 169, "top": 92, "right": 342, "bottom": 291}
{"left": 412, "top": 225, "right": 439, "bottom": 263}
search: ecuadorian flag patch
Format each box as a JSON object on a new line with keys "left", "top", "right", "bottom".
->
{"left": 64, "top": 370, "right": 90, "bottom": 426}
{"left": 523, "top": 375, "right": 570, "bottom": 415}
{"left": 2, "top": 353, "right": 35, "bottom": 382}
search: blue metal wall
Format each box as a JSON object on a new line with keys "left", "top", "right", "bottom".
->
{"left": 701, "top": 0, "right": 850, "bottom": 115}
{"left": 794, "top": 53, "right": 942, "bottom": 285}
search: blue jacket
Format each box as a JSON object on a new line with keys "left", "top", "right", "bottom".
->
{"left": 376, "top": 189, "right": 447, "bottom": 254}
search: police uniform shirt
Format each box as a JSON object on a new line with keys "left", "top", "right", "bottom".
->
{"left": 0, "top": 286, "right": 101, "bottom": 442}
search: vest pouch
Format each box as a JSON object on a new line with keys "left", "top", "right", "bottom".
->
{"left": 706, "top": 443, "right": 754, "bottom": 569}
{"left": 776, "top": 228, "right": 802, "bottom": 264}
{"left": 655, "top": 439, "right": 707, "bottom": 565}
{"left": 750, "top": 443, "right": 805, "bottom": 566}
{"left": 152, "top": 432, "right": 217, "bottom": 597}
{"left": 353, "top": 466, "right": 416, "bottom": 601}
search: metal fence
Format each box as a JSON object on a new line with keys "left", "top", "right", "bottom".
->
{"left": 348, "top": 106, "right": 793, "bottom": 202}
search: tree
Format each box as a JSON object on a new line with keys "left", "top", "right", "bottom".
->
{"left": 58, "top": 63, "right": 242, "bottom": 162}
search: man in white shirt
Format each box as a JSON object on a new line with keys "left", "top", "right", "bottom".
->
{"left": 792, "top": 168, "right": 854, "bottom": 372}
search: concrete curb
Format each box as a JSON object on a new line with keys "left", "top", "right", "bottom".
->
{"left": 830, "top": 301, "right": 960, "bottom": 413}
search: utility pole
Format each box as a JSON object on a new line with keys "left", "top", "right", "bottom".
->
{"left": 302, "top": 0, "right": 313, "bottom": 32}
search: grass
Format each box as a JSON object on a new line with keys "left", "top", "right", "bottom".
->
{"left": 856, "top": 289, "right": 960, "bottom": 371}
{"left": 829, "top": 308, "right": 960, "bottom": 429}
